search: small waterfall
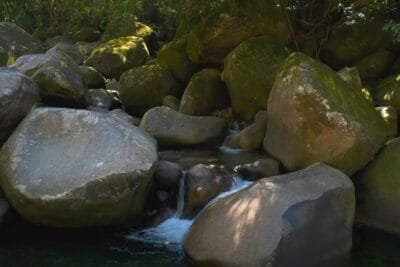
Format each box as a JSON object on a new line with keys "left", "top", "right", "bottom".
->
{"left": 175, "top": 173, "right": 186, "bottom": 218}
{"left": 126, "top": 173, "right": 252, "bottom": 249}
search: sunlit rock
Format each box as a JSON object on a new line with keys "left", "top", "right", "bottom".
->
{"left": 84, "top": 36, "right": 149, "bottom": 79}
{"left": 0, "top": 108, "right": 157, "bottom": 227}
{"left": 184, "top": 163, "right": 355, "bottom": 267}
{"left": 264, "top": 52, "right": 392, "bottom": 176}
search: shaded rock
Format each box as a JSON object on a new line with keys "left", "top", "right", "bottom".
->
{"left": 355, "top": 138, "right": 400, "bottom": 236}
{"left": 392, "top": 56, "right": 400, "bottom": 74}
{"left": 264, "top": 53, "right": 391, "bottom": 176}
{"left": 374, "top": 74, "right": 400, "bottom": 112}
{"left": 184, "top": 163, "right": 355, "bottom": 267}
{"left": 186, "top": 0, "right": 290, "bottom": 64}
{"left": 84, "top": 36, "right": 149, "bottom": 79}
{"left": 338, "top": 67, "right": 363, "bottom": 91}
{"left": 224, "top": 110, "right": 268, "bottom": 150}
{"left": 179, "top": 68, "right": 228, "bottom": 116}
{"left": 354, "top": 49, "right": 393, "bottom": 80}
{"left": 140, "top": 106, "right": 228, "bottom": 146}
{"left": 0, "top": 193, "right": 9, "bottom": 225}
{"left": 223, "top": 36, "right": 289, "bottom": 120}
{"left": 186, "top": 164, "right": 223, "bottom": 210}
{"left": 72, "top": 27, "right": 102, "bottom": 42}
{"left": 11, "top": 51, "right": 89, "bottom": 107}
{"left": 0, "top": 22, "right": 43, "bottom": 66}
{"left": 79, "top": 66, "right": 106, "bottom": 89}
{"left": 154, "top": 161, "right": 183, "bottom": 190}
{"left": 0, "top": 107, "right": 157, "bottom": 227}
{"left": 157, "top": 37, "right": 198, "bottom": 82}
{"left": 321, "top": 18, "right": 393, "bottom": 68}
{"left": 163, "top": 95, "right": 180, "bottom": 111}
{"left": 47, "top": 41, "right": 84, "bottom": 65}
{"left": 119, "top": 64, "right": 178, "bottom": 115}
{"left": 109, "top": 109, "right": 141, "bottom": 126}
{"left": 88, "top": 89, "right": 120, "bottom": 110}
{"left": 44, "top": 35, "right": 72, "bottom": 50}
{"left": 0, "top": 68, "right": 40, "bottom": 144}
{"left": 75, "top": 41, "right": 98, "bottom": 60}
{"left": 235, "top": 158, "right": 280, "bottom": 181}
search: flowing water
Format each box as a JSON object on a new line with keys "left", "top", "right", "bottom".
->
{"left": 0, "top": 149, "right": 399, "bottom": 267}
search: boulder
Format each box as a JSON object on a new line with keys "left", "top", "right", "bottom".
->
{"left": 79, "top": 66, "right": 106, "bottom": 89}
{"left": 162, "top": 95, "right": 180, "bottom": 111}
{"left": 355, "top": 138, "right": 400, "bottom": 235}
{"left": 186, "top": 164, "right": 223, "bottom": 211}
{"left": 0, "top": 193, "right": 9, "bottom": 225}
{"left": 184, "top": 163, "right": 355, "bottom": 267}
{"left": 354, "top": 49, "right": 393, "bottom": 80}
{"left": 0, "top": 68, "right": 40, "bottom": 144}
{"left": 44, "top": 35, "right": 72, "bottom": 50}
{"left": 179, "top": 68, "right": 229, "bottom": 116}
{"left": 223, "top": 36, "right": 289, "bottom": 120}
{"left": 11, "top": 51, "right": 89, "bottom": 107}
{"left": 264, "top": 53, "right": 391, "bottom": 176}
{"left": 153, "top": 160, "right": 183, "bottom": 190}
{"left": 337, "top": 67, "right": 363, "bottom": 91}
{"left": 109, "top": 109, "right": 141, "bottom": 126}
{"left": 186, "top": 0, "right": 290, "bottom": 64}
{"left": 157, "top": 37, "right": 198, "bottom": 81}
{"left": 374, "top": 74, "right": 400, "bottom": 112}
{"left": 376, "top": 106, "right": 398, "bottom": 137}
{"left": 88, "top": 89, "right": 120, "bottom": 110}
{"left": 75, "top": 41, "right": 98, "bottom": 60}
{"left": 0, "top": 107, "right": 158, "bottom": 227}
{"left": 235, "top": 158, "right": 280, "bottom": 181}
{"left": 0, "top": 22, "right": 43, "bottom": 66}
{"left": 224, "top": 120, "right": 266, "bottom": 150}
{"left": 47, "top": 41, "right": 84, "bottom": 65}
{"left": 119, "top": 64, "right": 178, "bottom": 115}
{"left": 321, "top": 18, "right": 393, "bottom": 68}
{"left": 84, "top": 36, "right": 149, "bottom": 79}
{"left": 140, "top": 106, "right": 228, "bottom": 146}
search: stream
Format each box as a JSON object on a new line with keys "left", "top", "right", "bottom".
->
{"left": 0, "top": 149, "right": 399, "bottom": 267}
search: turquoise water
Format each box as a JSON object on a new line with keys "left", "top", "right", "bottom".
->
{"left": 0, "top": 221, "right": 399, "bottom": 267}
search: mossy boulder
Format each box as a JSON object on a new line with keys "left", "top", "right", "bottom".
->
{"left": 0, "top": 22, "right": 43, "bottom": 66}
{"left": 355, "top": 138, "right": 400, "bottom": 236}
{"left": 84, "top": 36, "right": 149, "bottom": 79}
{"left": 119, "top": 65, "right": 178, "bottom": 116}
{"left": 179, "top": 68, "right": 228, "bottom": 116}
{"left": 354, "top": 49, "right": 393, "bottom": 80}
{"left": 0, "top": 68, "right": 40, "bottom": 145}
{"left": 0, "top": 108, "right": 157, "bottom": 228}
{"left": 79, "top": 66, "right": 105, "bottom": 89}
{"left": 337, "top": 67, "right": 363, "bottom": 91}
{"left": 321, "top": 18, "right": 393, "bottom": 69}
{"left": 186, "top": 0, "right": 290, "bottom": 64}
{"left": 157, "top": 37, "right": 198, "bottom": 82}
{"left": 11, "top": 51, "right": 90, "bottom": 107}
{"left": 264, "top": 53, "right": 392, "bottom": 176}
{"left": 374, "top": 74, "right": 400, "bottom": 112}
{"left": 222, "top": 36, "right": 289, "bottom": 120}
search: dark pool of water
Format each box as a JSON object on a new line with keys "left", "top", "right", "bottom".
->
{"left": 0, "top": 220, "right": 399, "bottom": 267}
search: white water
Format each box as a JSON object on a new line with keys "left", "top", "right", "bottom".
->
{"left": 126, "top": 176, "right": 252, "bottom": 249}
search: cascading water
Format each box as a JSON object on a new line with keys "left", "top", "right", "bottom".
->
{"left": 126, "top": 173, "right": 252, "bottom": 249}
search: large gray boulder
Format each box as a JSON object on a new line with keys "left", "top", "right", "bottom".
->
{"left": 0, "top": 108, "right": 158, "bottom": 227}
{"left": 264, "top": 53, "right": 392, "bottom": 176}
{"left": 47, "top": 41, "right": 84, "bottom": 65}
{"left": 140, "top": 106, "right": 227, "bottom": 146}
{"left": 0, "top": 22, "right": 43, "bottom": 66}
{"left": 11, "top": 51, "right": 89, "bottom": 107}
{"left": 355, "top": 138, "right": 400, "bottom": 236}
{"left": 184, "top": 163, "right": 355, "bottom": 267}
{"left": 0, "top": 68, "right": 40, "bottom": 144}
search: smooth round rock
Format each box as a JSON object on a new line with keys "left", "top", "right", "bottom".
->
{"left": 0, "top": 107, "right": 158, "bottom": 227}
